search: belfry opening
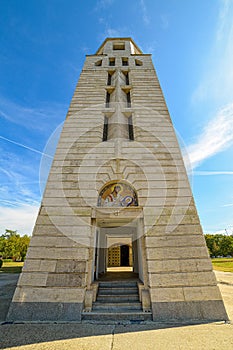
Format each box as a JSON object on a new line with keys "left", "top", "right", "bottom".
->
{"left": 7, "top": 37, "right": 228, "bottom": 323}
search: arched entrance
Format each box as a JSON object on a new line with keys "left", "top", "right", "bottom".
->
{"left": 90, "top": 213, "right": 148, "bottom": 285}
{"left": 89, "top": 180, "right": 147, "bottom": 283}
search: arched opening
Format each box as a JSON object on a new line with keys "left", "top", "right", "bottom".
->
{"left": 91, "top": 181, "right": 146, "bottom": 282}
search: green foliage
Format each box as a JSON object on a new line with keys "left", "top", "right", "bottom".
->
{"left": 204, "top": 234, "right": 233, "bottom": 258}
{"left": 0, "top": 261, "right": 23, "bottom": 273}
{"left": 0, "top": 229, "right": 31, "bottom": 262}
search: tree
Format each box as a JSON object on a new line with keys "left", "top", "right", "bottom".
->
{"left": 0, "top": 236, "right": 5, "bottom": 256}
{"left": 204, "top": 234, "right": 233, "bottom": 257}
{"left": 18, "top": 235, "right": 30, "bottom": 261}
{"left": 0, "top": 229, "right": 30, "bottom": 261}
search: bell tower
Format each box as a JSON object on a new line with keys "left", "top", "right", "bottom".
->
{"left": 7, "top": 38, "right": 228, "bottom": 322}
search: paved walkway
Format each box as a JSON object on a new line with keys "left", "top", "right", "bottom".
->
{"left": 0, "top": 271, "right": 232, "bottom": 350}
{"left": 0, "top": 273, "right": 19, "bottom": 322}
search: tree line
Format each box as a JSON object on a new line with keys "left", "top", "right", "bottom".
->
{"left": 0, "top": 229, "right": 31, "bottom": 262}
{"left": 0, "top": 229, "right": 232, "bottom": 262}
{"left": 204, "top": 234, "right": 233, "bottom": 258}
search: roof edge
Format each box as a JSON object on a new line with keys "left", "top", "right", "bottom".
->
{"left": 95, "top": 37, "right": 143, "bottom": 55}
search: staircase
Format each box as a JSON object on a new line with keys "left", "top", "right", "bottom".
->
{"left": 82, "top": 280, "right": 152, "bottom": 322}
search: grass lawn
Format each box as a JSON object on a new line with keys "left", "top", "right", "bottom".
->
{"left": 212, "top": 258, "right": 233, "bottom": 272}
{"left": 1, "top": 259, "right": 232, "bottom": 274}
{"left": 0, "top": 261, "right": 24, "bottom": 273}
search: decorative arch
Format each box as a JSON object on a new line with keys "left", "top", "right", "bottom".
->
{"left": 97, "top": 180, "right": 138, "bottom": 207}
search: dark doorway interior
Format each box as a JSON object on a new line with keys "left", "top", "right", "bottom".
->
{"left": 120, "top": 245, "right": 129, "bottom": 266}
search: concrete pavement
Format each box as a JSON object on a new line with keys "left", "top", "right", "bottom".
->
{"left": 0, "top": 271, "right": 232, "bottom": 350}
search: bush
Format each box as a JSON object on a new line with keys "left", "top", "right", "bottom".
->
{"left": 0, "top": 230, "right": 30, "bottom": 261}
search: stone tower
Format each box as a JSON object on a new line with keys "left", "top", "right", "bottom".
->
{"left": 7, "top": 38, "right": 228, "bottom": 322}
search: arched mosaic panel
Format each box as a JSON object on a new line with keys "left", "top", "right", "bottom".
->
{"left": 98, "top": 181, "right": 138, "bottom": 207}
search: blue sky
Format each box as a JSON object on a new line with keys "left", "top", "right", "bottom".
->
{"left": 0, "top": 0, "right": 233, "bottom": 235}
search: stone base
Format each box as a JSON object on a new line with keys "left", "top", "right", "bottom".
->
{"left": 6, "top": 302, "right": 83, "bottom": 322}
{"left": 152, "top": 300, "right": 228, "bottom": 322}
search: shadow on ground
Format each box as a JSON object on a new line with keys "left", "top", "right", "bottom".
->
{"left": 1, "top": 321, "right": 225, "bottom": 350}
{"left": 0, "top": 272, "right": 232, "bottom": 350}
{"left": 0, "top": 273, "right": 19, "bottom": 323}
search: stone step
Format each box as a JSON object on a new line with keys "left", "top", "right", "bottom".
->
{"left": 98, "top": 287, "right": 138, "bottom": 295}
{"left": 97, "top": 294, "right": 139, "bottom": 302}
{"left": 82, "top": 311, "right": 152, "bottom": 322}
{"left": 92, "top": 307, "right": 143, "bottom": 313}
{"left": 93, "top": 302, "right": 142, "bottom": 311}
{"left": 82, "top": 279, "right": 147, "bottom": 322}
{"left": 98, "top": 281, "right": 137, "bottom": 288}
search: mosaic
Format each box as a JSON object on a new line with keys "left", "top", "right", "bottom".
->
{"left": 98, "top": 182, "right": 138, "bottom": 207}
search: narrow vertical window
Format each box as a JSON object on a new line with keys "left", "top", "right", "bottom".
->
{"left": 103, "top": 116, "right": 108, "bottom": 141}
{"left": 128, "top": 116, "right": 134, "bottom": 141}
{"left": 107, "top": 73, "right": 112, "bottom": 86}
{"left": 125, "top": 72, "right": 129, "bottom": 85}
{"left": 109, "top": 58, "right": 115, "bottom": 66}
{"left": 126, "top": 92, "right": 131, "bottom": 108}
{"left": 122, "top": 58, "right": 128, "bottom": 66}
{"left": 106, "top": 92, "right": 111, "bottom": 107}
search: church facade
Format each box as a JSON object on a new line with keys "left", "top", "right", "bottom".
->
{"left": 7, "top": 38, "right": 228, "bottom": 322}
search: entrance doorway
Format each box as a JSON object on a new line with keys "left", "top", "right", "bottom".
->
{"left": 121, "top": 245, "right": 129, "bottom": 266}
{"left": 107, "top": 243, "right": 132, "bottom": 268}
{"left": 91, "top": 209, "right": 146, "bottom": 283}
{"left": 94, "top": 223, "right": 145, "bottom": 280}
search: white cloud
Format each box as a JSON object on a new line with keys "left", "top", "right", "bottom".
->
{"left": 105, "top": 28, "right": 121, "bottom": 37}
{"left": 0, "top": 204, "right": 39, "bottom": 236}
{"left": 194, "top": 171, "right": 233, "bottom": 176}
{"left": 160, "top": 14, "right": 169, "bottom": 29}
{"left": 95, "top": 0, "right": 115, "bottom": 11}
{"left": 184, "top": 104, "right": 233, "bottom": 169}
{"left": 0, "top": 95, "right": 66, "bottom": 132}
{"left": 192, "top": 0, "right": 233, "bottom": 104}
{"left": 204, "top": 229, "right": 226, "bottom": 235}
{"left": 0, "top": 144, "right": 42, "bottom": 208}
{"left": 141, "top": 41, "right": 158, "bottom": 55}
{"left": 139, "top": 0, "right": 150, "bottom": 25}
{"left": 217, "top": 0, "right": 231, "bottom": 40}
{"left": 98, "top": 26, "right": 130, "bottom": 43}
{"left": 207, "top": 226, "right": 233, "bottom": 235}
{"left": 0, "top": 135, "right": 53, "bottom": 158}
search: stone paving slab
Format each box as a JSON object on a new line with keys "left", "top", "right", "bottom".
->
{"left": 0, "top": 274, "right": 19, "bottom": 322}
{"left": 0, "top": 322, "right": 233, "bottom": 350}
{"left": 215, "top": 271, "right": 233, "bottom": 285}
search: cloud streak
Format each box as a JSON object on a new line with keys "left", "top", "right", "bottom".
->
{"left": 0, "top": 204, "right": 39, "bottom": 235}
{"left": 193, "top": 171, "right": 233, "bottom": 176}
{"left": 217, "top": 0, "right": 231, "bottom": 41}
{"left": 139, "top": 0, "right": 150, "bottom": 25}
{"left": 96, "top": 0, "right": 115, "bottom": 10}
{"left": 0, "top": 135, "right": 53, "bottom": 158}
{"left": 185, "top": 104, "right": 233, "bottom": 169}
{"left": 0, "top": 95, "right": 66, "bottom": 132}
{"left": 192, "top": 0, "right": 233, "bottom": 105}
